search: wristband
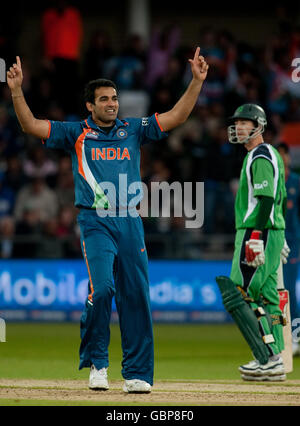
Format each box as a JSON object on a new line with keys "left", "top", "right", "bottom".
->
{"left": 250, "top": 230, "right": 262, "bottom": 240}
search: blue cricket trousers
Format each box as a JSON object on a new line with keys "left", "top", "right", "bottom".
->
{"left": 77, "top": 209, "right": 154, "bottom": 385}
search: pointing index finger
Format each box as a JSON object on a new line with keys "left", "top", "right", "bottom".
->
{"left": 194, "top": 47, "right": 201, "bottom": 60}
{"left": 16, "top": 56, "right": 21, "bottom": 67}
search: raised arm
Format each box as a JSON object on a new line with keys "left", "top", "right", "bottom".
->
{"left": 157, "top": 47, "right": 209, "bottom": 132}
{"left": 7, "top": 56, "right": 50, "bottom": 139}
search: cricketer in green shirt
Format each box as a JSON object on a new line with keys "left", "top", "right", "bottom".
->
{"left": 230, "top": 143, "right": 287, "bottom": 359}
{"left": 217, "top": 103, "right": 289, "bottom": 381}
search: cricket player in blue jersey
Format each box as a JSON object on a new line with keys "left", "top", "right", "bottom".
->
{"left": 7, "top": 50, "right": 208, "bottom": 393}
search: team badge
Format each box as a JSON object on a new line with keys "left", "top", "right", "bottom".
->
{"left": 117, "top": 129, "right": 128, "bottom": 139}
{"left": 87, "top": 131, "right": 99, "bottom": 140}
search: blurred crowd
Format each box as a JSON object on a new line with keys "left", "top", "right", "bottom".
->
{"left": 0, "top": 1, "right": 300, "bottom": 258}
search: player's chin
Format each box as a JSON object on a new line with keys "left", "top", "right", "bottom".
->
{"left": 104, "top": 112, "right": 117, "bottom": 121}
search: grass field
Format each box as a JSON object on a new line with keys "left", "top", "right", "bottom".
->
{"left": 0, "top": 323, "right": 299, "bottom": 406}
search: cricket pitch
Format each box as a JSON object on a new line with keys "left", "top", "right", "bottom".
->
{"left": 0, "top": 379, "right": 300, "bottom": 406}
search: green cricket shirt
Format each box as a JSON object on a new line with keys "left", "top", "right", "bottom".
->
{"left": 235, "top": 143, "right": 286, "bottom": 230}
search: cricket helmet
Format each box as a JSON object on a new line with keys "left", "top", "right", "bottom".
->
{"left": 228, "top": 103, "right": 267, "bottom": 144}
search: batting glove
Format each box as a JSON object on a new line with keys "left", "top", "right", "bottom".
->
{"left": 280, "top": 240, "right": 290, "bottom": 264}
{"left": 245, "top": 231, "right": 265, "bottom": 268}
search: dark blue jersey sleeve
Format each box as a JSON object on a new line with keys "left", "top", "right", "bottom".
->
{"left": 137, "top": 114, "right": 168, "bottom": 145}
{"left": 42, "top": 120, "right": 81, "bottom": 151}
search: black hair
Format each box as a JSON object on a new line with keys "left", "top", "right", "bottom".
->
{"left": 84, "top": 79, "right": 118, "bottom": 104}
{"left": 275, "top": 142, "right": 290, "bottom": 154}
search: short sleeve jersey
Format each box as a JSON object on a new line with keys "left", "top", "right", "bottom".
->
{"left": 42, "top": 114, "right": 168, "bottom": 211}
{"left": 235, "top": 143, "right": 286, "bottom": 230}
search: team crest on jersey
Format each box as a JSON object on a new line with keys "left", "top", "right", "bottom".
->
{"left": 117, "top": 129, "right": 128, "bottom": 139}
{"left": 87, "top": 131, "right": 99, "bottom": 140}
{"left": 142, "top": 117, "right": 149, "bottom": 126}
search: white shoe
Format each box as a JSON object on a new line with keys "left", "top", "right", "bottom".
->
{"left": 239, "top": 357, "right": 286, "bottom": 380}
{"left": 239, "top": 359, "right": 261, "bottom": 375}
{"left": 123, "top": 379, "right": 152, "bottom": 393}
{"left": 89, "top": 365, "right": 109, "bottom": 390}
{"left": 241, "top": 373, "right": 286, "bottom": 382}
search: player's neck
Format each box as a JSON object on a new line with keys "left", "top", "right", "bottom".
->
{"left": 245, "top": 136, "right": 264, "bottom": 152}
{"left": 94, "top": 119, "right": 116, "bottom": 127}
{"left": 92, "top": 114, "right": 116, "bottom": 128}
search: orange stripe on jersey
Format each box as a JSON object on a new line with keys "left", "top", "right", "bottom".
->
{"left": 83, "top": 240, "right": 94, "bottom": 303}
{"left": 155, "top": 113, "right": 164, "bottom": 132}
{"left": 41, "top": 120, "right": 51, "bottom": 145}
{"left": 75, "top": 128, "right": 90, "bottom": 180}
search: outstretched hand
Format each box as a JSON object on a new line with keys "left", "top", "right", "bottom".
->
{"left": 7, "top": 56, "right": 23, "bottom": 91}
{"left": 188, "top": 47, "right": 209, "bottom": 82}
